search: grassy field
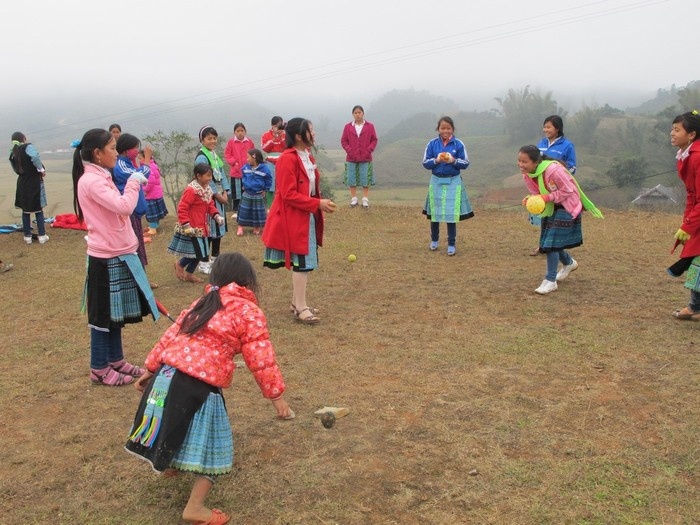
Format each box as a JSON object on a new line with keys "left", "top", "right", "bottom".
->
{"left": 0, "top": 195, "right": 698, "bottom": 524}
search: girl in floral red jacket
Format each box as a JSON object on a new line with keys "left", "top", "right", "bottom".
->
{"left": 125, "top": 252, "right": 293, "bottom": 525}
{"left": 168, "top": 163, "right": 224, "bottom": 284}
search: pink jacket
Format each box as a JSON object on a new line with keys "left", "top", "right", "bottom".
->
{"left": 144, "top": 282, "right": 286, "bottom": 395}
{"left": 224, "top": 137, "right": 255, "bottom": 179}
{"left": 523, "top": 161, "right": 582, "bottom": 219}
{"left": 77, "top": 162, "right": 140, "bottom": 258}
{"left": 341, "top": 120, "right": 378, "bottom": 163}
{"left": 143, "top": 160, "right": 164, "bottom": 200}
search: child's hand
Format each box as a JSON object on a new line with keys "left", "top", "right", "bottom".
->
{"left": 215, "top": 214, "right": 225, "bottom": 226}
{"left": 675, "top": 228, "right": 691, "bottom": 243}
{"left": 134, "top": 371, "right": 153, "bottom": 393}
{"left": 320, "top": 199, "right": 336, "bottom": 213}
{"left": 272, "top": 397, "right": 295, "bottom": 420}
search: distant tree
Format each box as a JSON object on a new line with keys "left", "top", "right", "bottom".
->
{"left": 369, "top": 89, "right": 459, "bottom": 132}
{"left": 569, "top": 105, "right": 601, "bottom": 149}
{"left": 143, "top": 130, "right": 199, "bottom": 210}
{"left": 494, "top": 86, "right": 564, "bottom": 145}
{"left": 606, "top": 154, "right": 649, "bottom": 189}
{"left": 678, "top": 82, "right": 700, "bottom": 111}
{"left": 599, "top": 103, "right": 625, "bottom": 117}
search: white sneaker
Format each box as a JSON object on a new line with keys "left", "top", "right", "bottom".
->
{"left": 362, "top": 197, "right": 369, "bottom": 209}
{"left": 350, "top": 197, "right": 358, "bottom": 208}
{"left": 24, "top": 236, "right": 32, "bottom": 244}
{"left": 198, "top": 261, "right": 211, "bottom": 275}
{"left": 38, "top": 235, "right": 49, "bottom": 244}
{"left": 535, "top": 279, "right": 558, "bottom": 294}
{"left": 556, "top": 259, "right": 578, "bottom": 281}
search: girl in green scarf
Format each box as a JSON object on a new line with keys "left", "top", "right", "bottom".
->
{"left": 518, "top": 145, "right": 603, "bottom": 295}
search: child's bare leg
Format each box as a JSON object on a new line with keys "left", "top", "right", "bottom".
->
{"left": 182, "top": 475, "right": 216, "bottom": 523}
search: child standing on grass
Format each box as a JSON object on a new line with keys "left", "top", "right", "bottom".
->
{"left": 518, "top": 144, "right": 603, "bottom": 295}
{"left": 668, "top": 111, "right": 700, "bottom": 320}
{"left": 421, "top": 116, "right": 474, "bottom": 256}
{"left": 224, "top": 122, "right": 254, "bottom": 217}
{"left": 168, "top": 163, "right": 224, "bottom": 284}
{"left": 72, "top": 128, "right": 159, "bottom": 386}
{"left": 140, "top": 150, "right": 168, "bottom": 236}
{"left": 195, "top": 126, "right": 229, "bottom": 275}
{"left": 237, "top": 148, "right": 272, "bottom": 236}
{"left": 9, "top": 132, "right": 49, "bottom": 244}
{"left": 261, "top": 116, "right": 286, "bottom": 210}
{"left": 125, "top": 253, "right": 293, "bottom": 525}
{"left": 113, "top": 134, "right": 152, "bottom": 270}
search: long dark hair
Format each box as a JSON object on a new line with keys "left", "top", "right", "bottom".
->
{"left": 285, "top": 117, "right": 314, "bottom": 149}
{"left": 673, "top": 111, "right": 700, "bottom": 141}
{"left": 9, "top": 131, "right": 27, "bottom": 175}
{"left": 179, "top": 253, "right": 260, "bottom": 335}
{"left": 72, "top": 128, "right": 114, "bottom": 222}
{"left": 116, "top": 133, "right": 141, "bottom": 154}
{"left": 519, "top": 144, "right": 542, "bottom": 163}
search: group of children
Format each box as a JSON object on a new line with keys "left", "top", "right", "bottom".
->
{"left": 14, "top": 107, "right": 699, "bottom": 524}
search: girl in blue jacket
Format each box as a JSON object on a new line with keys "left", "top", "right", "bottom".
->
{"left": 421, "top": 116, "right": 474, "bottom": 256}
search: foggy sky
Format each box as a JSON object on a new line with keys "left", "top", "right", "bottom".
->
{"left": 0, "top": 0, "right": 689, "bottom": 128}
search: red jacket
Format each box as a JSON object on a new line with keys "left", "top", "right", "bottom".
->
{"left": 177, "top": 185, "right": 219, "bottom": 237}
{"left": 224, "top": 136, "right": 254, "bottom": 179}
{"left": 144, "top": 282, "right": 286, "bottom": 395}
{"left": 260, "top": 129, "right": 286, "bottom": 164}
{"left": 679, "top": 141, "right": 700, "bottom": 258}
{"left": 341, "top": 120, "right": 378, "bottom": 162}
{"left": 261, "top": 148, "right": 324, "bottom": 268}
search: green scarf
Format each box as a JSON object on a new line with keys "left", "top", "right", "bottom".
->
{"left": 198, "top": 147, "right": 224, "bottom": 182}
{"left": 528, "top": 160, "right": 603, "bottom": 219}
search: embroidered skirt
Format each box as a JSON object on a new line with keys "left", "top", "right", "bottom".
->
{"left": 263, "top": 214, "right": 318, "bottom": 271}
{"left": 125, "top": 365, "right": 233, "bottom": 475}
{"left": 146, "top": 198, "right": 169, "bottom": 223}
{"left": 168, "top": 233, "right": 209, "bottom": 261}
{"left": 539, "top": 208, "right": 582, "bottom": 252}
{"left": 207, "top": 197, "right": 227, "bottom": 239}
{"left": 237, "top": 191, "right": 267, "bottom": 228}
{"left": 684, "top": 256, "right": 700, "bottom": 292}
{"left": 343, "top": 162, "right": 375, "bottom": 187}
{"left": 85, "top": 254, "right": 154, "bottom": 330}
{"left": 130, "top": 214, "right": 148, "bottom": 267}
{"left": 422, "top": 175, "right": 474, "bottom": 223}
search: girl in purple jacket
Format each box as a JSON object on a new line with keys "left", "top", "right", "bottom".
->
{"left": 341, "top": 105, "right": 378, "bottom": 209}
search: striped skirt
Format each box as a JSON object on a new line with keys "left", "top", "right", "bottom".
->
{"left": 145, "top": 198, "right": 169, "bottom": 223}
{"left": 125, "top": 365, "right": 233, "bottom": 475}
{"left": 264, "top": 214, "right": 318, "bottom": 271}
{"left": 343, "top": 162, "right": 375, "bottom": 187}
{"left": 85, "top": 254, "right": 156, "bottom": 330}
{"left": 423, "top": 175, "right": 474, "bottom": 223}
{"left": 167, "top": 232, "right": 209, "bottom": 261}
{"left": 539, "top": 208, "right": 582, "bottom": 252}
{"left": 237, "top": 191, "right": 267, "bottom": 228}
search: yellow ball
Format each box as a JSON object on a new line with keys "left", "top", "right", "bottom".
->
{"left": 348, "top": 254, "right": 357, "bottom": 263}
{"left": 526, "top": 195, "right": 546, "bottom": 214}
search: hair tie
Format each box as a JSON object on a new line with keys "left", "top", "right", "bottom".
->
{"left": 70, "top": 139, "right": 82, "bottom": 148}
{"left": 693, "top": 109, "right": 699, "bottom": 116}
{"left": 211, "top": 285, "right": 219, "bottom": 292}
{"left": 11, "top": 140, "right": 21, "bottom": 147}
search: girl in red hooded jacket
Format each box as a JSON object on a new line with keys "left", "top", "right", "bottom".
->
{"left": 670, "top": 111, "right": 700, "bottom": 320}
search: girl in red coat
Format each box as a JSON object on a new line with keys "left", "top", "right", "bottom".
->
{"left": 168, "top": 164, "right": 224, "bottom": 284}
{"left": 262, "top": 118, "right": 337, "bottom": 324}
{"left": 223, "top": 122, "right": 254, "bottom": 215}
{"left": 126, "top": 253, "right": 293, "bottom": 525}
{"left": 670, "top": 111, "right": 700, "bottom": 319}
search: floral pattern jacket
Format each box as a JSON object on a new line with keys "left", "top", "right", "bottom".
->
{"left": 144, "top": 283, "right": 286, "bottom": 397}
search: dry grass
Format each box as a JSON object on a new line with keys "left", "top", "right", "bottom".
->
{"left": 0, "top": 202, "right": 698, "bottom": 525}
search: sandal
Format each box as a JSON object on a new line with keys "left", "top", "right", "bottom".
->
{"left": 290, "top": 304, "right": 320, "bottom": 316}
{"left": 672, "top": 307, "right": 700, "bottom": 321}
{"left": 149, "top": 281, "right": 159, "bottom": 289}
{"left": 183, "top": 272, "right": 204, "bottom": 284}
{"left": 90, "top": 367, "right": 134, "bottom": 386}
{"left": 294, "top": 307, "right": 321, "bottom": 325}
{"left": 192, "top": 508, "right": 230, "bottom": 525}
{"left": 110, "top": 359, "right": 146, "bottom": 377}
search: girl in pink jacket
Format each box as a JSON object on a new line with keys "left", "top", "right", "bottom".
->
{"left": 341, "top": 105, "right": 378, "bottom": 209}
{"left": 140, "top": 152, "right": 168, "bottom": 235}
{"left": 126, "top": 253, "right": 293, "bottom": 525}
{"left": 518, "top": 145, "right": 602, "bottom": 295}
{"left": 72, "top": 128, "right": 159, "bottom": 387}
